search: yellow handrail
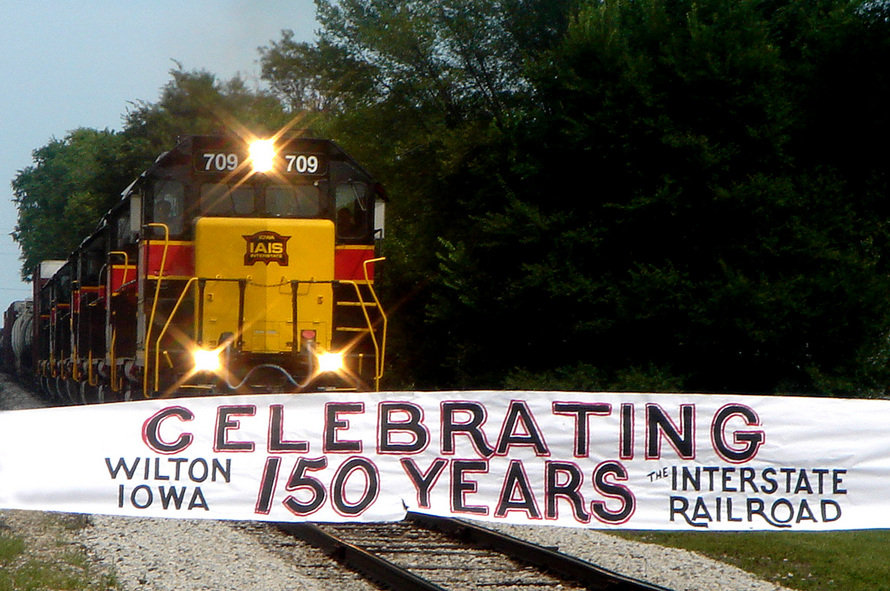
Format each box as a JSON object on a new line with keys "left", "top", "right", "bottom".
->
{"left": 143, "top": 223, "right": 169, "bottom": 397}
{"left": 69, "top": 296, "right": 79, "bottom": 382}
{"left": 154, "top": 277, "right": 197, "bottom": 393}
{"left": 363, "top": 257, "right": 387, "bottom": 389}
{"left": 88, "top": 350, "right": 97, "bottom": 387}
{"left": 339, "top": 256, "right": 387, "bottom": 390}
{"left": 110, "top": 325, "right": 118, "bottom": 392}
{"left": 108, "top": 251, "right": 131, "bottom": 292}
{"left": 340, "top": 280, "right": 376, "bottom": 386}
{"left": 71, "top": 346, "right": 78, "bottom": 381}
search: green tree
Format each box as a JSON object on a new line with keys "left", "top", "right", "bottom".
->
{"left": 123, "top": 66, "right": 291, "bottom": 156}
{"left": 262, "top": 0, "right": 890, "bottom": 396}
{"left": 434, "top": 0, "right": 890, "bottom": 395}
{"left": 11, "top": 128, "right": 141, "bottom": 278}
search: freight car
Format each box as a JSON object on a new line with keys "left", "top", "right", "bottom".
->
{"left": 7, "top": 134, "right": 387, "bottom": 402}
{"left": 0, "top": 300, "right": 33, "bottom": 376}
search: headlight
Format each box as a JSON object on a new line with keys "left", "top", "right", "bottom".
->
{"left": 249, "top": 139, "right": 276, "bottom": 173}
{"left": 193, "top": 347, "right": 222, "bottom": 373}
{"left": 317, "top": 351, "right": 344, "bottom": 374}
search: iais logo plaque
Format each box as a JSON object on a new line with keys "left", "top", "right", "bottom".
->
{"left": 242, "top": 231, "right": 291, "bottom": 266}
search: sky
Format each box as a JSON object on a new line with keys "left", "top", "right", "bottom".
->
{"left": 0, "top": 0, "right": 318, "bottom": 313}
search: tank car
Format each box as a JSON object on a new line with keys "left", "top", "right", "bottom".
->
{"left": 32, "top": 134, "right": 387, "bottom": 402}
{"left": 0, "top": 300, "right": 33, "bottom": 376}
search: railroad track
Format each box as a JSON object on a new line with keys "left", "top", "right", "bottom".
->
{"left": 278, "top": 512, "right": 671, "bottom": 591}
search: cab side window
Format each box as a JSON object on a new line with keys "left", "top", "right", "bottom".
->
{"left": 116, "top": 216, "right": 134, "bottom": 247}
{"left": 335, "top": 182, "right": 369, "bottom": 239}
{"left": 152, "top": 180, "right": 185, "bottom": 236}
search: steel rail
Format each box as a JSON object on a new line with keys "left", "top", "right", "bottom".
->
{"left": 278, "top": 516, "right": 673, "bottom": 591}
{"left": 276, "top": 522, "right": 447, "bottom": 591}
{"left": 406, "top": 512, "right": 673, "bottom": 591}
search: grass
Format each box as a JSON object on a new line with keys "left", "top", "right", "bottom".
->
{"left": 0, "top": 533, "right": 25, "bottom": 563}
{"left": 0, "top": 512, "right": 118, "bottom": 591}
{"left": 616, "top": 530, "right": 890, "bottom": 590}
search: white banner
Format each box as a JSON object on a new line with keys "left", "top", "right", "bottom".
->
{"left": 0, "top": 391, "right": 888, "bottom": 530}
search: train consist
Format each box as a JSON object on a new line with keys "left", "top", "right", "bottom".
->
{"left": 1, "top": 134, "right": 387, "bottom": 402}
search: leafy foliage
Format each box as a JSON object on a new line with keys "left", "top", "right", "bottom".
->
{"left": 261, "top": 0, "right": 890, "bottom": 395}
{"left": 123, "top": 65, "right": 291, "bottom": 155}
{"left": 11, "top": 129, "right": 142, "bottom": 278}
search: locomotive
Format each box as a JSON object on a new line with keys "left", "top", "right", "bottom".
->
{"left": 4, "top": 134, "right": 387, "bottom": 402}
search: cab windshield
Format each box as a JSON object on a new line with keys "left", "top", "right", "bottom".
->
{"left": 199, "top": 183, "right": 321, "bottom": 218}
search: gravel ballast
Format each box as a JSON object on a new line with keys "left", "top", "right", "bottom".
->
{"left": 71, "top": 514, "right": 794, "bottom": 591}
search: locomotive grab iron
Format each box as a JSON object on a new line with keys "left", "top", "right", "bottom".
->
{"left": 3, "top": 134, "right": 387, "bottom": 401}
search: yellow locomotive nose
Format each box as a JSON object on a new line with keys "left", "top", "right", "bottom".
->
{"left": 195, "top": 217, "right": 335, "bottom": 356}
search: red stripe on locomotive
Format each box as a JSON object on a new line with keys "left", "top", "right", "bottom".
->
{"left": 335, "top": 246, "right": 377, "bottom": 281}
{"left": 109, "top": 265, "right": 136, "bottom": 294}
{"left": 141, "top": 241, "right": 195, "bottom": 278}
